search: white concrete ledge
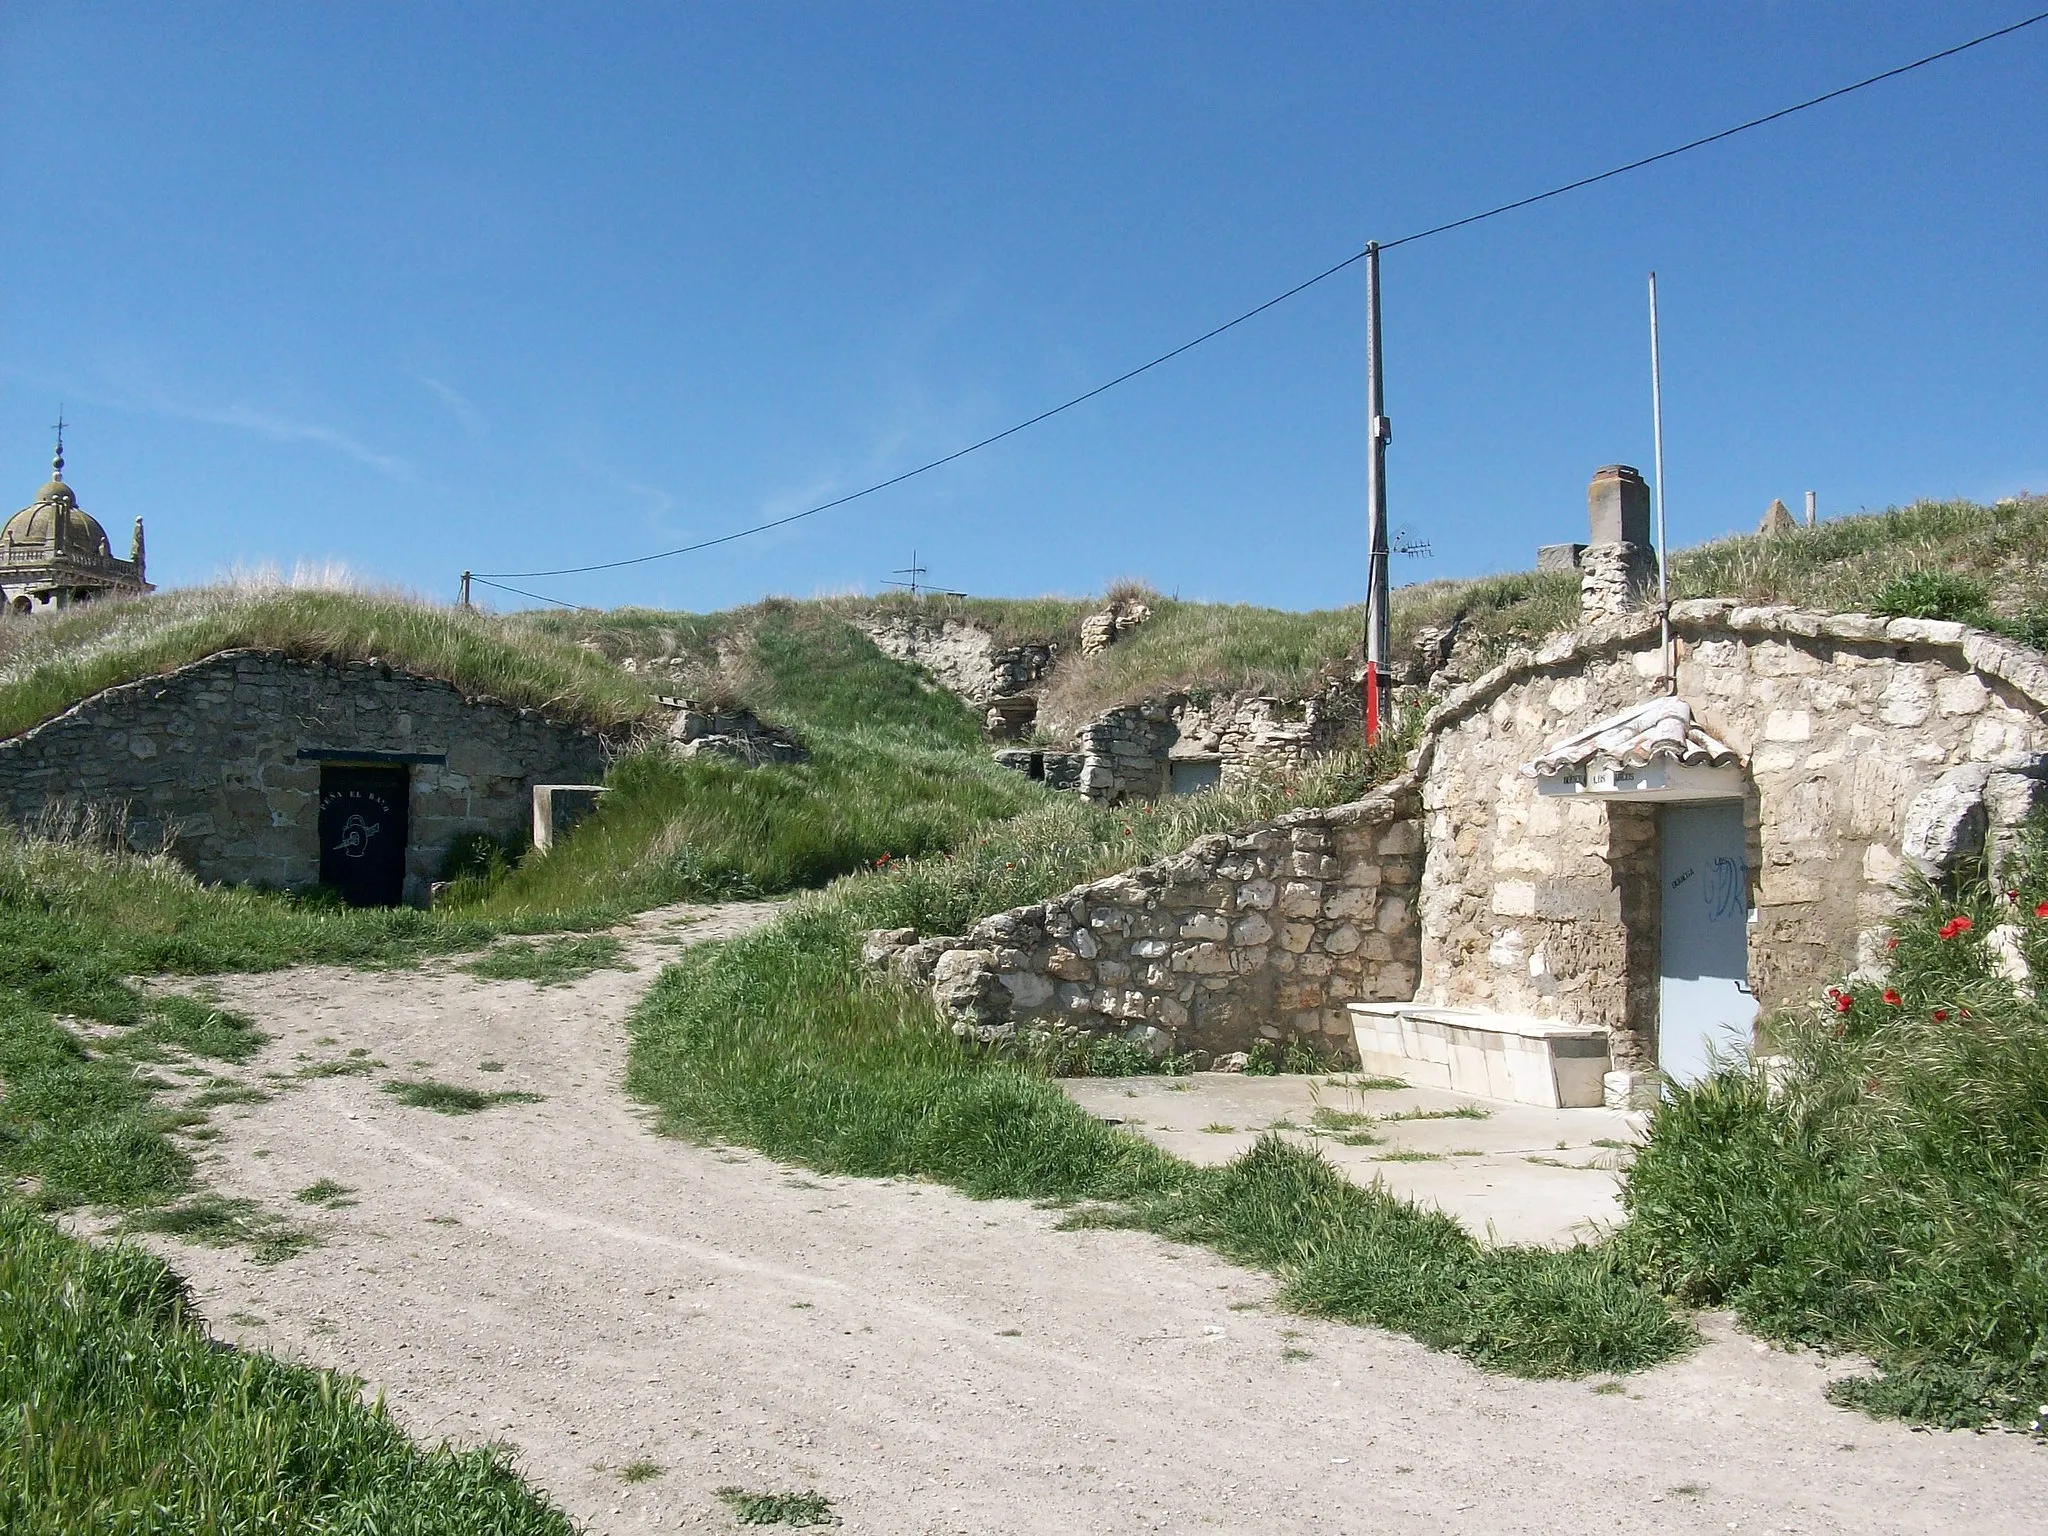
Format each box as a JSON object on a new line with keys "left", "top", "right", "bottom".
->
{"left": 1348, "top": 1002, "right": 1611, "bottom": 1109}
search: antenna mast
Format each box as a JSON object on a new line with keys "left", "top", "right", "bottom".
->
{"left": 1363, "top": 242, "right": 1392, "bottom": 745}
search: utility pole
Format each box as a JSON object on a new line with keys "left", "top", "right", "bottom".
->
{"left": 1363, "top": 241, "right": 1392, "bottom": 746}
{"left": 459, "top": 571, "right": 472, "bottom": 609}
{"left": 1648, "top": 272, "right": 1671, "bottom": 690}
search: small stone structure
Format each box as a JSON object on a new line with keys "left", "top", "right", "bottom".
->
{"left": 660, "top": 698, "right": 806, "bottom": 764}
{"left": 854, "top": 614, "right": 1056, "bottom": 708}
{"left": 1412, "top": 603, "right": 2048, "bottom": 1071}
{"left": 1078, "top": 597, "right": 1150, "bottom": 655}
{"left": 995, "top": 682, "right": 1361, "bottom": 804}
{"left": 532, "top": 784, "right": 608, "bottom": 852}
{"left": 0, "top": 650, "right": 614, "bottom": 905}
{"left": 866, "top": 783, "right": 1422, "bottom": 1060}
{"left": 1578, "top": 465, "right": 1659, "bottom": 622}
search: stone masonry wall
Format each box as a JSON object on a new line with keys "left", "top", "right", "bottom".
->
{"left": 1414, "top": 603, "right": 2048, "bottom": 1067}
{"left": 0, "top": 650, "right": 613, "bottom": 903}
{"left": 875, "top": 784, "right": 1422, "bottom": 1062}
{"left": 855, "top": 615, "right": 1055, "bottom": 708}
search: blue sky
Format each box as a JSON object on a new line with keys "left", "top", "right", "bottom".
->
{"left": 2, "top": 3, "right": 2043, "bottom": 612}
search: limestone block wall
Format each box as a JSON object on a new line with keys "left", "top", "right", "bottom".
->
{"left": 882, "top": 784, "right": 1423, "bottom": 1061}
{"left": 1414, "top": 604, "right": 2048, "bottom": 1067}
{"left": 0, "top": 650, "right": 613, "bottom": 902}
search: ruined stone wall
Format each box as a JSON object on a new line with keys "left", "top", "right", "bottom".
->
{"left": 0, "top": 650, "right": 613, "bottom": 902}
{"left": 871, "top": 784, "right": 1422, "bottom": 1062}
{"left": 855, "top": 615, "right": 1054, "bottom": 708}
{"left": 1415, "top": 604, "right": 2048, "bottom": 1066}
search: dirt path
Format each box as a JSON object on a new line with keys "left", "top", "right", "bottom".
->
{"left": 148, "top": 902, "right": 2044, "bottom": 1535}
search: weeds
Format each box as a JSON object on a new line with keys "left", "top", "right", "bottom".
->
{"left": 382, "top": 1080, "right": 546, "bottom": 1116}
{"left": 715, "top": 1488, "right": 839, "bottom": 1527}
{"left": 465, "top": 934, "right": 632, "bottom": 986}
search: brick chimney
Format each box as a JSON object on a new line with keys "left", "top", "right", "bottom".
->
{"left": 1579, "top": 464, "right": 1657, "bottom": 622}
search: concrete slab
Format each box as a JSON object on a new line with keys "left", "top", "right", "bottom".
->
{"left": 1060, "top": 1071, "right": 1641, "bottom": 1248}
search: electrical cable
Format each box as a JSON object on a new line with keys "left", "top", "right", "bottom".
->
{"left": 471, "top": 8, "right": 2047, "bottom": 595}
{"left": 468, "top": 575, "right": 591, "bottom": 610}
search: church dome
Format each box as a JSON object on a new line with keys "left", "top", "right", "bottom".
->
{"left": 3, "top": 479, "right": 113, "bottom": 559}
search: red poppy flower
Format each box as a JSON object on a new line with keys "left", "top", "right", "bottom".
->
{"left": 2035, "top": 900, "right": 2048, "bottom": 919}
{"left": 1933, "top": 1009, "right": 1950, "bottom": 1022}
{"left": 1834, "top": 992, "right": 1855, "bottom": 1014}
{"left": 1882, "top": 989, "right": 1902, "bottom": 1006}
{"left": 1885, "top": 937, "right": 1898, "bottom": 950}
{"left": 1938, "top": 915, "right": 1974, "bottom": 940}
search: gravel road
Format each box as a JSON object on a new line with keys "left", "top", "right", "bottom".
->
{"left": 145, "top": 900, "right": 2045, "bottom": 1534}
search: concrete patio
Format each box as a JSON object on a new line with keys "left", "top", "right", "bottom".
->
{"left": 1060, "top": 1071, "right": 1642, "bottom": 1248}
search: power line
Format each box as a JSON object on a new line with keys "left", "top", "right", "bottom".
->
{"left": 468, "top": 575, "right": 591, "bottom": 610}
{"left": 471, "top": 9, "right": 2047, "bottom": 594}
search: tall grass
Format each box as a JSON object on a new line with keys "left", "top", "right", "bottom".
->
{"left": 0, "top": 585, "right": 655, "bottom": 740}
{"left": 1620, "top": 834, "right": 2048, "bottom": 1429}
{"left": 0, "top": 1201, "right": 573, "bottom": 1533}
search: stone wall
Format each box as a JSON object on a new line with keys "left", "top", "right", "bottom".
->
{"left": 869, "top": 783, "right": 1423, "bottom": 1062}
{"left": 854, "top": 615, "right": 1055, "bottom": 709}
{"left": 0, "top": 650, "right": 613, "bottom": 903}
{"left": 1413, "top": 603, "right": 2048, "bottom": 1066}
{"left": 996, "top": 682, "right": 1362, "bottom": 804}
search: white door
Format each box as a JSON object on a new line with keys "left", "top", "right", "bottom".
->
{"left": 1658, "top": 801, "right": 1757, "bottom": 1085}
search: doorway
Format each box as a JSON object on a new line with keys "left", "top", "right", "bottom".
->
{"left": 1657, "top": 800, "right": 1756, "bottom": 1085}
{"left": 318, "top": 763, "right": 410, "bottom": 907}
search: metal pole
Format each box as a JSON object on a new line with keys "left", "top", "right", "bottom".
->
{"left": 1364, "top": 241, "right": 1392, "bottom": 744}
{"left": 460, "top": 571, "right": 471, "bottom": 609}
{"left": 1804, "top": 489, "right": 1816, "bottom": 529}
{"left": 1648, "top": 272, "right": 1671, "bottom": 690}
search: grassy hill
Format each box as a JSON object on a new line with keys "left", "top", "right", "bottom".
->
{"left": 521, "top": 494, "right": 2048, "bottom": 741}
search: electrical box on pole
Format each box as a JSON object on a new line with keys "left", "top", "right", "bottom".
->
{"left": 1363, "top": 241, "right": 1392, "bottom": 746}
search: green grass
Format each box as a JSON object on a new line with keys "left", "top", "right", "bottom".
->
{"left": 465, "top": 933, "right": 633, "bottom": 986}
{"left": 715, "top": 1487, "right": 839, "bottom": 1527}
{"left": 382, "top": 1080, "right": 545, "bottom": 1115}
{"left": 447, "top": 607, "right": 1043, "bottom": 918}
{"left": 624, "top": 747, "right": 1693, "bottom": 1381}
{"left": 617, "top": 1458, "right": 664, "bottom": 1483}
{"left": 0, "top": 1200, "right": 573, "bottom": 1533}
{"left": 1618, "top": 831, "right": 2048, "bottom": 1430}
{"left": 0, "top": 584, "right": 656, "bottom": 741}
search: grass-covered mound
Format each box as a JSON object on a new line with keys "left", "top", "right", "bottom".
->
{"left": 457, "top": 604, "right": 1043, "bottom": 916}
{"left": 524, "top": 496, "right": 2048, "bottom": 745}
{"left": 0, "top": 1200, "right": 572, "bottom": 1534}
{"left": 1622, "top": 842, "right": 2048, "bottom": 1431}
{"left": 0, "top": 582, "right": 657, "bottom": 741}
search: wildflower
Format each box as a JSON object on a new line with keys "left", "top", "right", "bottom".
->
{"left": 1938, "top": 915, "right": 1974, "bottom": 940}
{"left": 1933, "top": 1009, "right": 1950, "bottom": 1022}
{"left": 1882, "top": 989, "right": 1902, "bottom": 1006}
{"left": 1885, "top": 937, "right": 1898, "bottom": 950}
{"left": 875, "top": 853, "right": 892, "bottom": 867}
{"left": 1834, "top": 992, "right": 1855, "bottom": 1014}
{"left": 2036, "top": 900, "right": 2048, "bottom": 919}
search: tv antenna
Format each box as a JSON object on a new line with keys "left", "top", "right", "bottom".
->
{"left": 1391, "top": 525, "right": 1432, "bottom": 559}
{"left": 883, "top": 550, "right": 966, "bottom": 598}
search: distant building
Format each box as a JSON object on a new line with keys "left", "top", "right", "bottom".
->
{"left": 2, "top": 429, "right": 151, "bottom": 615}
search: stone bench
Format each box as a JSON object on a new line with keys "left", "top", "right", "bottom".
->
{"left": 1347, "top": 1002, "right": 1611, "bottom": 1109}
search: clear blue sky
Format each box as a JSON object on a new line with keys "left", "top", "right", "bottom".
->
{"left": 3, "top": 3, "right": 2043, "bottom": 612}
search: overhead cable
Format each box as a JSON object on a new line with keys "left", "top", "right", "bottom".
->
{"left": 472, "top": 9, "right": 2048, "bottom": 590}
